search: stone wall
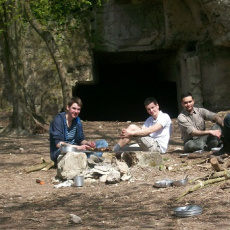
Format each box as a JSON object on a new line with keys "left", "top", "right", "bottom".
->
{"left": 92, "top": 0, "right": 230, "bottom": 112}
{"left": 0, "top": 0, "right": 229, "bottom": 122}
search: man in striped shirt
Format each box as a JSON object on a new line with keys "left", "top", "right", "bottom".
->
{"left": 49, "top": 97, "right": 108, "bottom": 164}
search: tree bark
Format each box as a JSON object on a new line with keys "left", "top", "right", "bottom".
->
{"left": 24, "top": 1, "right": 72, "bottom": 108}
{"left": 0, "top": 0, "right": 34, "bottom": 132}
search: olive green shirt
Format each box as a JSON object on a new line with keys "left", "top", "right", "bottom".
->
{"left": 177, "top": 107, "right": 216, "bottom": 143}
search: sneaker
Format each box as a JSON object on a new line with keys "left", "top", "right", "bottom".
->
{"left": 207, "top": 140, "right": 219, "bottom": 151}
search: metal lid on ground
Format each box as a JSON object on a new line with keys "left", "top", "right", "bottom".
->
{"left": 173, "top": 205, "right": 203, "bottom": 217}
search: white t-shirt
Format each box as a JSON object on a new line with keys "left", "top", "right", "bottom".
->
{"left": 142, "top": 111, "right": 172, "bottom": 153}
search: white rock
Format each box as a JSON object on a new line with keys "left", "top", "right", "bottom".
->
{"left": 106, "top": 170, "right": 121, "bottom": 184}
{"left": 70, "top": 214, "right": 82, "bottom": 224}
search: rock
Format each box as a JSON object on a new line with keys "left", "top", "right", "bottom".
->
{"left": 70, "top": 214, "right": 82, "bottom": 224}
{"left": 102, "top": 152, "right": 114, "bottom": 163}
{"left": 121, "top": 173, "right": 132, "bottom": 181}
{"left": 56, "top": 152, "right": 87, "bottom": 180}
{"left": 136, "top": 151, "right": 163, "bottom": 167}
{"left": 99, "top": 174, "right": 108, "bottom": 183}
{"left": 94, "top": 165, "right": 111, "bottom": 172}
{"left": 116, "top": 161, "right": 129, "bottom": 175}
{"left": 84, "top": 178, "right": 97, "bottom": 183}
{"left": 87, "top": 158, "right": 97, "bottom": 168}
{"left": 121, "top": 151, "right": 138, "bottom": 167}
{"left": 106, "top": 169, "right": 121, "bottom": 184}
{"left": 90, "top": 155, "right": 104, "bottom": 163}
{"left": 121, "top": 151, "right": 163, "bottom": 168}
{"left": 92, "top": 168, "right": 110, "bottom": 175}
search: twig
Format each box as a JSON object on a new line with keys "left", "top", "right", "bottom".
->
{"left": 175, "top": 177, "right": 228, "bottom": 201}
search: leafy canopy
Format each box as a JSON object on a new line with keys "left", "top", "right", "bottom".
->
{"left": 29, "top": 0, "right": 102, "bottom": 26}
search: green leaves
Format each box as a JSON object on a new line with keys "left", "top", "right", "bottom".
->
{"left": 29, "top": 0, "right": 101, "bottom": 26}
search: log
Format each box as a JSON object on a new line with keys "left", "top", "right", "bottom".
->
{"left": 41, "top": 161, "right": 55, "bottom": 171}
{"left": 187, "top": 153, "right": 206, "bottom": 159}
{"left": 223, "top": 160, "right": 230, "bottom": 169}
{"left": 210, "top": 157, "right": 225, "bottom": 172}
{"left": 209, "top": 155, "right": 225, "bottom": 164}
{"left": 24, "top": 162, "right": 50, "bottom": 173}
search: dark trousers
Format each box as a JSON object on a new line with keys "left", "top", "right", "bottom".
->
{"left": 223, "top": 113, "right": 230, "bottom": 144}
{"left": 184, "top": 123, "right": 222, "bottom": 153}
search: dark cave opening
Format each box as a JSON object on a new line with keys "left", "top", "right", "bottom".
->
{"left": 73, "top": 51, "right": 178, "bottom": 121}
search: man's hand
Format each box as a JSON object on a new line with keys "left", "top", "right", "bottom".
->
{"left": 210, "top": 129, "right": 222, "bottom": 138}
{"left": 77, "top": 145, "right": 88, "bottom": 150}
{"left": 121, "top": 128, "right": 132, "bottom": 138}
{"left": 86, "top": 141, "right": 96, "bottom": 148}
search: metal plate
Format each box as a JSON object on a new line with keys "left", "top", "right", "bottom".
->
{"left": 173, "top": 205, "right": 203, "bottom": 217}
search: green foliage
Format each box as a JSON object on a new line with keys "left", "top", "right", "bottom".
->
{"left": 29, "top": 0, "right": 101, "bottom": 26}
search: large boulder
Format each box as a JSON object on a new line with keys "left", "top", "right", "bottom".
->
{"left": 56, "top": 152, "right": 87, "bottom": 180}
{"left": 121, "top": 151, "right": 163, "bottom": 168}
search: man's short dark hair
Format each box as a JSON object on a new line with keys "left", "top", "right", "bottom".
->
{"left": 144, "top": 97, "right": 158, "bottom": 106}
{"left": 67, "top": 97, "right": 83, "bottom": 107}
{"left": 181, "top": 92, "right": 193, "bottom": 101}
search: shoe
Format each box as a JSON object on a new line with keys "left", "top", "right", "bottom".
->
{"left": 207, "top": 140, "right": 219, "bottom": 151}
{"left": 213, "top": 147, "right": 230, "bottom": 156}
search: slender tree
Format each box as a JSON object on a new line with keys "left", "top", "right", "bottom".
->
{"left": 0, "top": 0, "right": 102, "bottom": 132}
{"left": 24, "top": 0, "right": 101, "bottom": 109}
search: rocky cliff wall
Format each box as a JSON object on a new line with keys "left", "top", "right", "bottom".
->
{"left": 92, "top": 0, "right": 230, "bottom": 112}
{"left": 0, "top": 0, "right": 229, "bottom": 123}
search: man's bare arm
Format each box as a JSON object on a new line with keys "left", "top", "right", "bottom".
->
{"left": 213, "top": 115, "right": 224, "bottom": 127}
{"left": 191, "top": 129, "right": 221, "bottom": 138}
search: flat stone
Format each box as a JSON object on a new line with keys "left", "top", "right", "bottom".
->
{"left": 121, "top": 151, "right": 163, "bottom": 168}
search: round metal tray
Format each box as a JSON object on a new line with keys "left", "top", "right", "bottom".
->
{"left": 173, "top": 205, "right": 203, "bottom": 217}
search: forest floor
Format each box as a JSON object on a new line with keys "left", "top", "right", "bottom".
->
{"left": 1, "top": 110, "right": 230, "bottom": 229}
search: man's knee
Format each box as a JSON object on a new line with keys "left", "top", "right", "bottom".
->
{"left": 211, "top": 123, "right": 222, "bottom": 131}
{"left": 184, "top": 140, "right": 205, "bottom": 152}
{"left": 127, "top": 124, "right": 139, "bottom": 130}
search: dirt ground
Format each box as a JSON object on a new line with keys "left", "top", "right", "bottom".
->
{"left": 1, "top": 111, "right": 230, "bottom": 230}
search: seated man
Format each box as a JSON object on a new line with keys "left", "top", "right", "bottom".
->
{"left": 214, "top": 113, "right": 230, "bottom": 155}
{"left": 113, "top": 97, "right": 172, "bottom": 154}
{"left": 49, "top": 97, "right": 108, "bottom": 164}
{"left": 177, "top": 92, "right": 224, "bottom": 153}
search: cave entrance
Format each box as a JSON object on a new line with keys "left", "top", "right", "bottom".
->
{"left": 74, "top": 50, "right": 179, "bottom": 121}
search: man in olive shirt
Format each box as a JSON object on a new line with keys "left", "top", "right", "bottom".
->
{"left": 177, "top": 92, "right": 224, "bottom": 152}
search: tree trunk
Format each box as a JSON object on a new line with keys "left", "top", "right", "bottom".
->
{"left": 24, "top": 1, "right": 72, "bottom": 108}
{"left": 0, "top": 0, "right": 34, "bottom": 132}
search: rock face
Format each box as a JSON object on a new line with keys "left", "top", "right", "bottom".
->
{"left": 91, "top": 0, "right": 230, "bottom": 111}
{"left": 0, "top": 0, "right": 230, "bottom": 121}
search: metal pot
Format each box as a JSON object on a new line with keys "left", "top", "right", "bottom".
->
{"left": 154, "top": 179, "right": 173, "bottom": 188}
{"left": 61, "top": 145, "right": 78, "bottom": 154}
{"left": 173, "top": 176, "right": 188, "bottom": 187}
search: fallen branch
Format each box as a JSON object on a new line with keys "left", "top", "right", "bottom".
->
{"left": 192, "top": 159, "right": 208, "bottom": 165}
{"left": 175, "top": 176, "right": 229, "bottom": 201}
{"left": 24, "top": 158, "right": 54, "bottom": 173}
{"left": 41, "top": 161, "right": 55, "bottom": 171}
{"left": 24, "top": 162, "right": 50, "bottom": 173}
{"left": 187, "top": 153, "right": 206, "bottom": 159}
{"left": 210, "top": 170, "right": 230, "bottom": 179}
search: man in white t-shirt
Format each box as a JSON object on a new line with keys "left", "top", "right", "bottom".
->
{"left": 113, "top": 97, "right": 172, "bottom": 154}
